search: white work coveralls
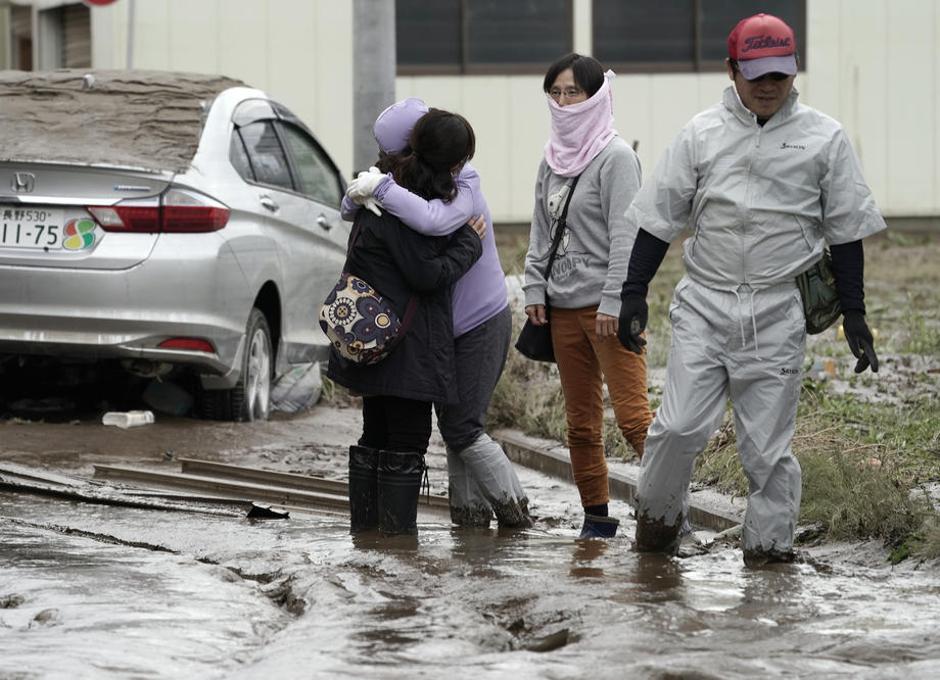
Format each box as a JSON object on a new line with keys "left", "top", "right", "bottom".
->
{"left": 626, "top": 86, "right": 886, "bottom": 553}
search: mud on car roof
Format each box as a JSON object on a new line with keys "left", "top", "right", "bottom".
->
{"left": 0, "top": 70, "right": 246, "bottom": 173}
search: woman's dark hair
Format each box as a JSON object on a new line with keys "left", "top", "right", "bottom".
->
{"left": 379, "top": 108, "right": 475, "bottom": 202}
{"left": 542, "top": 53, "right": 604, "bottom": 97}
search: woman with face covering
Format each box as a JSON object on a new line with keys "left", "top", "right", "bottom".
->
{"left": 327, "top": 109, "right": 485, "bottom": 537}
{"left": 522, "top": 53, "right": 652, "bottom": 538}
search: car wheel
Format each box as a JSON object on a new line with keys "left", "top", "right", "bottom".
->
{"left": 199, "top": 308, "right": 273, "bottom": 422}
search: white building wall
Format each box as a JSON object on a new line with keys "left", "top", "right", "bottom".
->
{"left": 89, "top": 0, "right": 354, "bottom": 181}
{"left": 82, "top": 0, "right": 937, "bottom": 222}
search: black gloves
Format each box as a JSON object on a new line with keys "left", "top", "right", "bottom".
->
{"left": 842, "top": 310, "right": 879, "bottom": 373}
{"left": 618, "top": 295, "right": 648, "bottom": 354}
{"left": 618, "top": 229, "right": 669, "bottom": 355}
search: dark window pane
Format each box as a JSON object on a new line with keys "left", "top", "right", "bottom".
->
{"left": 593, "top": 0, "right": 694, "bottom": 65}
{"left": 397, "top": 0, "right": 461, "bottom": 66}
{"left": 279, "top": 123, "right": 343, "bottom": 208}
{"left": 465, "top": 0, "right": 571, "bottom": 65}
{"left": 229, "top": 133, "right": 254, "bottom": 181}
{"left": 699, "top": 0, "right": 804, "bottom": 63}
{"left": 239, "top": 122, "right": 293, "bottom": 192}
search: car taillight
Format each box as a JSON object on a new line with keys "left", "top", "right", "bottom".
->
{"left": 87, "top": 187, "right": 230, "bottom": 234}
{"left": 162, "top": 188, "right": 230, "bottom": 233}
{"left": 88, "top": 202, "right": 160, "bottom": 232}
{"left": 158, "top": 338, "right": 216, "bottom": 353}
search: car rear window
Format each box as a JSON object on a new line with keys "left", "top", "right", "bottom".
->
{"left": 0, "top": 70, "right": 245, "bottom": 173}
{"left": 238, "top": 122, "right": 294, "bottom": 192}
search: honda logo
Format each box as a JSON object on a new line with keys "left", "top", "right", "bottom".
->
{"left": 12, "top": 172, "right": 35, "bottom": 193}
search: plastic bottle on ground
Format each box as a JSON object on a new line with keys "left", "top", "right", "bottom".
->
{"left": 102, "top": 410, "right": 155, "bottom": 429}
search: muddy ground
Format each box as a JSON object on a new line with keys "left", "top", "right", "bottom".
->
{"left": 2, "top": 402, "right": 940, "bottom": 679}
{"left": 2, "top": 231, "right": 939, "bottom": 678}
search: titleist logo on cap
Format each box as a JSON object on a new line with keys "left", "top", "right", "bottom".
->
{"left": 742, "top": 35, "right": 792, "bottom": 52}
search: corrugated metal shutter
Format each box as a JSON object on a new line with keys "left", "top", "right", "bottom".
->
{"left": 62, "top": 4, "right": 91, "bottom": 68}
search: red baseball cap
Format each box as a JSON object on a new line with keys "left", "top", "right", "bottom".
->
{"left": 727, "top": 13, "right": 797, "bottom": 80}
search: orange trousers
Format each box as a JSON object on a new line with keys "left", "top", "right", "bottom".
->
{"left": 550, "top": 306, "right": 652, "bottom": 507}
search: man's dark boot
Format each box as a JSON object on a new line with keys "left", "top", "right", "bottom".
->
{"left": 377, "top": 450, "right": 425, "bottom": 535}
{"left": 348, "top": 445, "right": 380, "bottom": 533}
{"left": 634, "top": 512, "right": 682, "bottom": 555}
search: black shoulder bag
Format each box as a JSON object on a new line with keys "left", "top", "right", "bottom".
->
{"left": 514, "top": 174, "right": 581, "bottom": 362}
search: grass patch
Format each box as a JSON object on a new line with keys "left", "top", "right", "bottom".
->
{"left": 912, "top": 515, "right": 940, "bottom": 559}
{"left": 488, "top": 315, "right": 568, "bottom": 443}
{"left": 900, "top": 302, "right": 940, "bottom": 355}
{"left": 691, "top": 383, "right": 940, "bottom": 551}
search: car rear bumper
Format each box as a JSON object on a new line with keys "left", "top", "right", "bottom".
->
{"left": 0, "top": 330, "right": 239, "bottom": 377}
{"left": 0, "top": 234, "right": 251, "bottom": 381}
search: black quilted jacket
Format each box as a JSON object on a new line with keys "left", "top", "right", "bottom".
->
{"left": 326, "top": 210, "right": 482, "bottom": 404}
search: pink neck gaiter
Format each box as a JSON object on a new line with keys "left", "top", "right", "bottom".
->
{"left": 544, "top": 70, "right": 617, "bottom": 178}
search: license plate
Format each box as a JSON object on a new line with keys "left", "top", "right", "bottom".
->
{"left": 0, "top": 206, "right": 97, "bottom": 252}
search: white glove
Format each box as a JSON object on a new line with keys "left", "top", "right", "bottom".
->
{"left": 361, "top": 197, "right": 382, "bottom": 217}
{"left": 346, "top": 166, "right": 387, "bottom": 201}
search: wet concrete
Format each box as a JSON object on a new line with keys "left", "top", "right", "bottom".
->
{"left": 2, "top": 405, "right": 940, "bottom": 678}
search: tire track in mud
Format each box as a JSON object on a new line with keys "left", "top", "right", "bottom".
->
{"left": 0, "top": 513, "right": 307, "bottom": 621}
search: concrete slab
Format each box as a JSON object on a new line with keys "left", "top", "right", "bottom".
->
{"left": 493, "top": 428, "right": 746, "bottom": 532}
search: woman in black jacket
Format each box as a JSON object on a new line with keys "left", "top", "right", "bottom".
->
{"left": 327, "top": 109, "right": 484, "bottom": 536}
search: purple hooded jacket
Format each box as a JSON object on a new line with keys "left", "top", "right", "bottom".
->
{"left": 341, "top": 99, "right": 507, "bottom": 337}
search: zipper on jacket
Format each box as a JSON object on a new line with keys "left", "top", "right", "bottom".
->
{"left": 741, "top": 124, "right": 761, "bottom": 285}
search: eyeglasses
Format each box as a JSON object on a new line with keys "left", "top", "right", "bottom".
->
{"left": 549, "top": 87, "right": 584, "bottom": 100}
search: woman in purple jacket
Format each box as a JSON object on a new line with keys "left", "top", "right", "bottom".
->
{"left": 343, "top": 98, "right": 531, "bottom": 528}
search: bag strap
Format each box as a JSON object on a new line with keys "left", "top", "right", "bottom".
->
{"left": 345, "top": 211, "right": 419, "bottom": 342}
{"left": 396, "top": 296, "right": 419, "bottom": 341}
{"left": 346, "top": 213, "right": 366, "bottom": 255}
{"left": 542, "top": 174, "right": 581, "bottom": 281}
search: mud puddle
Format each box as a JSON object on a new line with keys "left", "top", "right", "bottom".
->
{"left": 2, "top": 492, "right": 940, "bottom": 679}
{"left": 0, "top": 510, "right": 288, "bottom": 678}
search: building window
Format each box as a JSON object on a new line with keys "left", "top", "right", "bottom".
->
{"left": 397, "top": 0, "right": 573, "bottom": 75}
{"left": 10, "top": 5, "right": 33, "bottom": 70}
{"left": 593, "top": 0, "right": 806, "bottom": 73}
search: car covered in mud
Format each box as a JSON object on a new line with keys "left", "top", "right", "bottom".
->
{"left": 0, "top": 70, "right": 349, "bottom": 421}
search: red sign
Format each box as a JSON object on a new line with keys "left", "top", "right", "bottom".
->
{"left": 84, "top": 0, "right": 119, "bottom": 6}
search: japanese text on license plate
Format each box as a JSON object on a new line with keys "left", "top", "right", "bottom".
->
{"left": 0, "top": 206, "right": 67, "bottom": 250}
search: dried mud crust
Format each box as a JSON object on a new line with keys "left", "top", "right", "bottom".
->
{"left": 634, "top": 513, "right": 682, "bottom": 555}
{"left": 450, "top": 502, "right": 493, "bottom": 528}
{"left": 0, "top": 70, "right": 246, "bottom": 172}
{"left": 450, "top": 496, "right": 534, "bottom": 529}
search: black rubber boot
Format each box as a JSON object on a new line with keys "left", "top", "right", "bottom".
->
{"left": 377, "top": 450, "right": 426, "bottom": 536}
{"left": 634, "top": 511, "right": 682, "bottom": 555}
{"left": 348, "top": 445, "right": 380, "bottom": 533}
{"left": 579, "top": 513, "right": 619, "bottom": 539}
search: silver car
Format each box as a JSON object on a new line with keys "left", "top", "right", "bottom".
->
{"left": 0, "top": 70, "right": 349, "bottom": 421}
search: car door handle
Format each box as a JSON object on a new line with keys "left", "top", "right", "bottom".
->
{"left": 316, "top": 214, "right": 333, "bottom": 230}
{"left": 259, "top": 196, "right": 279, "bottom": 213}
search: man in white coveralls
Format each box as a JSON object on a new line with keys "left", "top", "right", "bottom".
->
{"left": 617, "top": 13, "right": 885, "bottom": 566}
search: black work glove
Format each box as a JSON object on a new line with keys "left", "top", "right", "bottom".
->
{"left": 618, "top": 296, "right": 648, "bottom": 354}
{"left": 842, "top": 310, "right": 879, "bottom": 373}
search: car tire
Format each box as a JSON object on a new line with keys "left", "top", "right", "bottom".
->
{"left": 199, "top": 308, "right": 273, "bottom": 422}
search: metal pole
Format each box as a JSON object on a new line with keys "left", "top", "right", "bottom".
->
{"left": 125, "top": 0, "right": 135, "bottom": 69}
{"left": 352, "top": 0, "right": 396, "bottom": 177}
